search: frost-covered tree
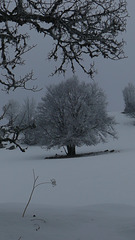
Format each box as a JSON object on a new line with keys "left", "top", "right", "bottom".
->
{"left": 3, "top": 99, "right": 20, "bottom": 127}
{"left": 37, "top": 77, "right": 116, "bottom": 156}
{"left": 123, "top": 83, "right": 135, "bottom": 114}
{"left": 1, "top": 98, "right": 36, "bottom": 150}
{"left": 16, "top": 97, "right": 37, "bottom": 145}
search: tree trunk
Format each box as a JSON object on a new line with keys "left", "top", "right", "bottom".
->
{"left": 67, "top": 144, "right": 76, "bottom": 157}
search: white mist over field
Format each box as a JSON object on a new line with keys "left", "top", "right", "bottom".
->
{"left": 1, "top": 112, "right": 135, "bottom": 239}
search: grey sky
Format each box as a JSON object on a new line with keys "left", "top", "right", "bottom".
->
{"left": 1, "top": 1, "right": 135, "bottom": 112}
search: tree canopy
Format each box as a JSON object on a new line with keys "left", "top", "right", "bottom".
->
{"left": 37, "top": 76, "right": 116, "bottom": 156}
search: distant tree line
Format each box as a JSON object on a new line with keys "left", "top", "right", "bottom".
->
{"left": 2, "top": 76, "right": 116, "bottom": 156}
{"left": 123, "top": 83, "right": 135, "bottom": 116}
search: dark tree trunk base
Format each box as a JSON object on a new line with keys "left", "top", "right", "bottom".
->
{"left": 67, "top": 145, "right": 76, "bottom": 156}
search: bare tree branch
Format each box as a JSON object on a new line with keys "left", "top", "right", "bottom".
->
{"left": 0, "top": 110, "right": 36, "bottom": 152}
{"left": 0, "top": 0, "right": 128, "bottom": 90}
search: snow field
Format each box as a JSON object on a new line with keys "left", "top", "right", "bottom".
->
{"left": 1, "top": 112, "right": 135, "bottom": 239}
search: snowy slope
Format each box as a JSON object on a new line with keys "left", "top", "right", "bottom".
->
{"left": 1, "top": 112, "right": 135, "bottom": 239}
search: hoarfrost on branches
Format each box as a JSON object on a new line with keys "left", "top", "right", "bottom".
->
{"left": 37, "top": 76, "right": 116, "bottom": 156}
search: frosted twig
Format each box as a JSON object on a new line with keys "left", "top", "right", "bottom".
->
{"left": 22, "top": 169, "right": 56, "bottom": 217}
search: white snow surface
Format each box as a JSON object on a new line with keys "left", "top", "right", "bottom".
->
{"left": 1, "top": 112, "right": 135, "bottom": 239}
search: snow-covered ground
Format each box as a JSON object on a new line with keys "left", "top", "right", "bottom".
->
{"left": 1, "top": 112, "right": 135, "bottom": 240}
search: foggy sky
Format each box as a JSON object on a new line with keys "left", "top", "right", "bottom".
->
{"left": 1, "top": 1, "right": 135, "bottom": 112}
